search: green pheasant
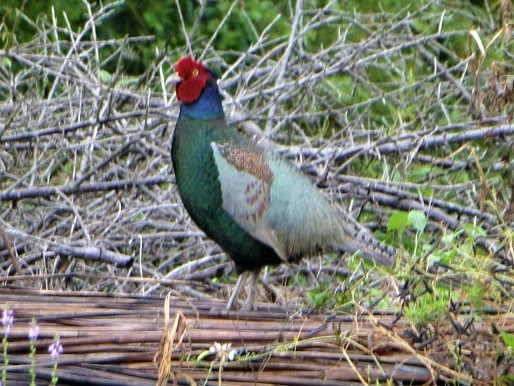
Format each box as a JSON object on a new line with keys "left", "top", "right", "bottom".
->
{"left": 171, "top": 56, "right": 399, "bottom": 310}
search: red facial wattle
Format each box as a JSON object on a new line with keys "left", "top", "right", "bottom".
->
{"left": 175, "top": 56, "right": 210, "bottom": 104}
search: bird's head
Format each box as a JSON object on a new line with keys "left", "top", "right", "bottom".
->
{"left": 172, "top": 56, "right": 212, "bottom": 104}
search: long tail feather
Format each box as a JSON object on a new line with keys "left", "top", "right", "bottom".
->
{"left": 337, "top": 215, "right": 399, "bottom": 269}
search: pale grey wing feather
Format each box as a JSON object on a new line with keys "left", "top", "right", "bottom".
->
{"left": 211, "top": 143, "right": 288, "bottom": 260}
{"left": 265, "top": 155, "right": 398, "bottom": 266}
{"left": 212, "top": 142, "right": 398, "bottom": 267}
{"left": 264, "top": 155, "right": 345, "bottom": 260}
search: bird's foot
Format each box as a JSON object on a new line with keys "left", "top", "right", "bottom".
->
{"left": 225, "top": 270, "right": 259, "bottom": 311}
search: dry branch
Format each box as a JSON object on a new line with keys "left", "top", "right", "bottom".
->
{"left": 53, "top": 246, "right": 132, "bottom": 266}
{"left": 0, "top": 176, "right": 171, "bottom": 202}
{"left": 280, "top": 121, "right": 514, "bottom": 162}
{"left": 0, "top": 227, "right": 22, "bottom": 275}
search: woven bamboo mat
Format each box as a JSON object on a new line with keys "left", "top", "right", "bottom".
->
{"left": 1, "top": 287, "right": 512, "bottom": 385}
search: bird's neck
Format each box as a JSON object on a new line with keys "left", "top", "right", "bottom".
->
{"left": 179, "top": 79, "right": 225, "bottom": 120}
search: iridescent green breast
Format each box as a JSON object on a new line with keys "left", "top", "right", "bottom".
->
{"left": 171, "top": 114, "right": 281, "bottom": 272}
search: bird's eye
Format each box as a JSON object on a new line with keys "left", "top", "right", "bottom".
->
{"left": 192, "top": 69, "right": 199, "bottom": 77}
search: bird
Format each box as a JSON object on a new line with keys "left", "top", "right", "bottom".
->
{"left": 170, "top": 56, "right": 400, "bottom": 310}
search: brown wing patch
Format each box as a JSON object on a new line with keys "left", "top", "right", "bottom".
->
{"left": 218, "top": 144, "right": 274, "bottom": 184}
{"left": 217, "top": 143, "right": 274, "bottom": 221}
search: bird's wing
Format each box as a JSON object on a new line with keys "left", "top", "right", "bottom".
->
{"left": 211, "top": 142, "right": 289, "bottom": 260}
{"left": 211, "top": 141, "right": 398, "bottom": 268}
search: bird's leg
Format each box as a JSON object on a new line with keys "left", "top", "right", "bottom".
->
{"left": 242, "top": 269, "right": 260, "bottom": 311}
{"left": 226, "top": 271, "right": 249, "bottom": 310}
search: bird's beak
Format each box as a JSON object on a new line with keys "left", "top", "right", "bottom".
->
{"left": 168, "top": 74, "right": 182, "bottom": 85}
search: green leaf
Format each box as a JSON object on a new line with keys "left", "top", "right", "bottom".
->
{"left": 1, "top": 56, "right": 11, "bottom": 69}
{"left": 442, "top": 231, "right": 457, "bottom": 246}
{"left": 387, "top": 211, "right": 408, "bottom": 233}
{"left": 501, "top": 332, "right": 514, "bottom": 351}
{"left": 407, "top": 67, "right": 415, "bottom": 85}
{"left": 408, "top": 210, "right": 427, "bottom": 233}
{"left": 431, "top": 250, "right": 456, "bottom": 266}
{"left": 460, "top": 223, "right": 487, "bottom": 238}
{"left": 99, "top": 69, "right": 112, "bottom": 83}
{"left": 408, "top": 165, "right": 434, "bottom": 181}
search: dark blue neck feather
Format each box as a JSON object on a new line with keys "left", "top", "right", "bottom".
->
{"left": 179, "top": 79, "right": 224, "bottom": 120}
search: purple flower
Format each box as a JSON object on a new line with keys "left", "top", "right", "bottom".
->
{"left": 48, "top": 340, "right": 64, "bottom": 360}
{"left": 2, "top": 309, "right": 14, "bottom": 335}
{"left": 29, "top": 323, "right": 40, "bottom": 341}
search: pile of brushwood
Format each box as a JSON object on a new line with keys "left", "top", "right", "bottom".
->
{"left": 0, "top": 2, "right": 513, "bottom": 384}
